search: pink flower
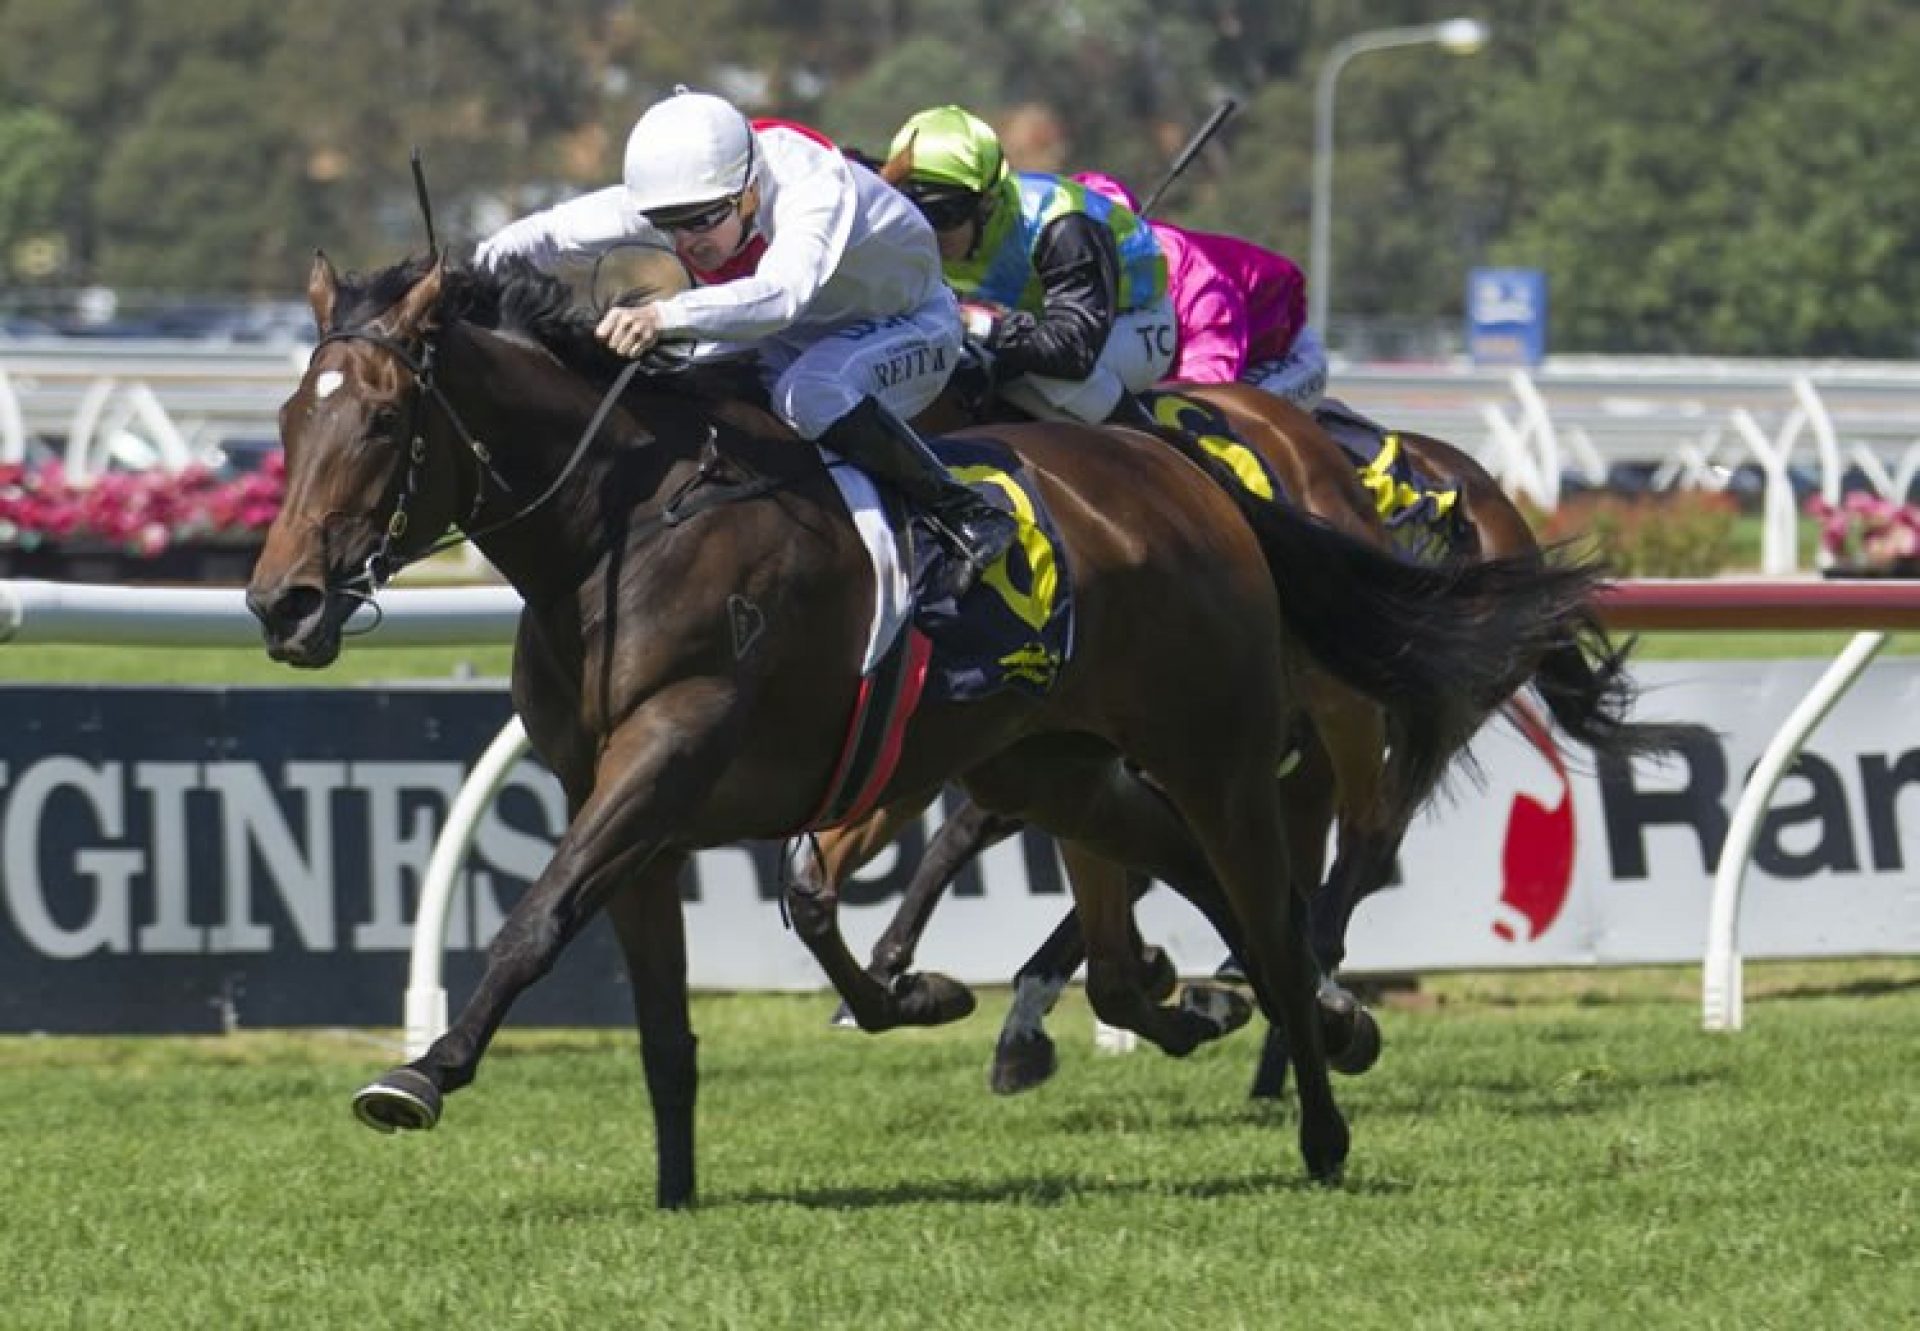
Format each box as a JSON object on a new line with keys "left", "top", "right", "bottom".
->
{"left": 0, "top": 455, "right": 287, "bottom": 552}
{"left": 1805, "top": 492, "right": 1920, "bottom": 570}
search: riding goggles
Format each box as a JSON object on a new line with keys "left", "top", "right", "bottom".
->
{"left": 645, "top": 195, "right": 740, "bottom": 234}
{"left": 905, "top": 184, "right": 983, "bottom": 232}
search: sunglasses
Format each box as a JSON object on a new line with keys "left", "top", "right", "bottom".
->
{"left": 646, "top": 195, "right": 739, "bottom": 235}
{"left": 908, "top": 189, "right": 983, "bottom": 233}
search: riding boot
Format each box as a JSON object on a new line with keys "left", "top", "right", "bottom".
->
{"left": 819, "top": 398, "right": 1018, "bottom": 600}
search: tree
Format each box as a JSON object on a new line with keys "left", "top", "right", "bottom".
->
{"left": 0, "top": 106, "right": 84, "bottom": 282}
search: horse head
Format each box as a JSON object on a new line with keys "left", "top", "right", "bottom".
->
{"left": 248, "top": 252, "right": 492, "bottom": 666}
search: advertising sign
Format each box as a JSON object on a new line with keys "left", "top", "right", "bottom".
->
{"left": 1467, "top": 267, "right": 1548, "bottom": 366}
{"left": 3, "top": 660, "right": 1917, "bottom": 1033}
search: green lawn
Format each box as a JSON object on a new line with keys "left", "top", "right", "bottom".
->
{"left": 2, "top": 628, "right": 1913, "bottom": 687}
{"left": 2, "top": 963, "right": 1915, "bottom": 1329}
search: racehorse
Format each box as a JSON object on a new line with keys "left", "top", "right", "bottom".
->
{"left": 247, "top": 251, "right": 1605, "bottom": 1206}
{"left": 814, "top": 386, "right": 1699, "bottom": 1095}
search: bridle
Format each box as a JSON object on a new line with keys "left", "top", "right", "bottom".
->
{"left": 308, "top": 316, "right": 778, "bottom": 633}
{"left": 311, "top": 323, "right": 645, "bottom": 617}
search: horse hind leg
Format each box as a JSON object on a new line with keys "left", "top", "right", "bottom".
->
{"left": 964, "top": 739, "right": 1254, "bottom": 1070}
{"left": 1157, "top": 749, "right": 1350, "bottom": 1183}
{"left": 1057, "top": 842, "right": 1253, "bottom": 1061}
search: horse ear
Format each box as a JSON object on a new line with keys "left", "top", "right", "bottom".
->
{"left": 307, "top": 250, "right": 339, "bottom": 333}
{"left": 390, "top": 254, "right": 446, "bottom": 337}
{"left": 880, "top": 134, "right": 915, "bottom": 187}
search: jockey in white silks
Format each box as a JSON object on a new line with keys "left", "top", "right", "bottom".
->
{"left": 476, "top": 88, "right": 1016, "bottom": 595}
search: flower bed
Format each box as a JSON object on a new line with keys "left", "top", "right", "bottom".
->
{"left": 0, "top": 456, "right": 283, "bottom": 584}
{"left": 1806, "top": 492, "right": 1920, "bottom": 578}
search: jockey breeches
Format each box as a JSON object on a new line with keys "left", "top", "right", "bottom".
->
{"left": 763, "top": 288, "right": 964, "bottom": 439}
{"left": 1000, "top": 292, "right": 1178, "bottom": 423}
{"left": 1243, "top": 325, "right": 1329, "bottom": 412}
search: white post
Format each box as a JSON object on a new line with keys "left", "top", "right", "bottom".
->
{"left": 1792, "top": 376, "right": 1844, "bottom": 508}
{"left": 405, "top": 714, "right": 532, "bottom": 1058}
{"left": 1703, "top": 631, "right": 1888, "bottom": 1031}
{"left": 1509, "top": 370, "right": 1562, "bottom": 509}
{"left": 0, "top": 367, "right": 24, "bottom": 465}
{"left": 1728, "top": 408, "right": 1801, "bottom": 577}
{"left": 64, "top": 379, "right": 116, "bottom": 481}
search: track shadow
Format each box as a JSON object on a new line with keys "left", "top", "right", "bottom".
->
{"left": 496, "top": 1168, "right": 1409, "bottom": 1220}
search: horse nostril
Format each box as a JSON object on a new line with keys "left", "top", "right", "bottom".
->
{"left": 249, "top": 584, "right": 326, "bottom": 638}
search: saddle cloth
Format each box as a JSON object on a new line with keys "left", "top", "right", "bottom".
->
{"left": 1313, "top": 397, "right": 1464, "bottom": 564}
{"left": 801, "top": 434, "right": 1076, "bottom": 831}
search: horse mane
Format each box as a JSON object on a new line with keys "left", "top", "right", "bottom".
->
{"left": 329, "top": 254, "right": 765, "bottom": 406}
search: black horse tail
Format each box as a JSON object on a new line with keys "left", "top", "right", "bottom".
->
{"left": 1527, "top": 608, "right": 1715, "bottom": 761}
{"left": 1157, "top": 433, "right": 1601, "bottom": 803}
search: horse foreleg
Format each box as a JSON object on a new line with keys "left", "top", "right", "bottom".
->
{"left": 792, "top": 796, "right": 977, "bottom": 1032}
{"left": 603, "top": 853, "right": 698, "bottom": 1209}
{"left": 992, "top": 870, "right": 1170, "bottom": 1095}
{"left": 351, "top": 680, "right": 741, "bottom": 1139}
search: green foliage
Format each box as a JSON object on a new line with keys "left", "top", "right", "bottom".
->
{"left": 0, "top": 106, "right": 83, "bottom": 278}
{"left": 0, "top": 0, "right": 1917, "bottom": 353}
{"left": 1527, "top": 490, "right": 1740, "bottom": 577}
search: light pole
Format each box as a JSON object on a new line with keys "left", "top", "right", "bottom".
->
{"left": 1307, "top": 17, "right": 1491, "bottom": 337}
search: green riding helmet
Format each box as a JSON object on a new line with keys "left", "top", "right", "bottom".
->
{"left": 889, "top": 105, "right": 1011, "bottom": 195}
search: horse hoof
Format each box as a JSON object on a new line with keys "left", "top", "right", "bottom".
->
{"left": 1139, "top": 946, "right": 1178, "bottom": 1005}
{"left": 893, "top": 972, "right": 977, "bottom": 1027}
{"left": 1329, "top": 1007, "right": 1383, "bottom": 1077}
{"left": 990, "top": 1032, "right": 1057, "bottom": 1095}
{"left": 352, "top": 1068, "right": 442, "bottom": 1133}
{"left": 1178, "top": 983, "right": 1253, "bottom": 1038}
{"left": 1303, "top": 1114, "right": 1351, "bottom": 1186}
{"left": 828, "top": 1000, "right": 860, "bottom": 1031}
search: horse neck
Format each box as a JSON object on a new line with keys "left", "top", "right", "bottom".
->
{"left": 439, "top": 325, "right": 709, "bottom": 604}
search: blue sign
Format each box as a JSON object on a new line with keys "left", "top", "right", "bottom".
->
{"left": 1466, "top": 267, "right": 1548, "bottom": 366}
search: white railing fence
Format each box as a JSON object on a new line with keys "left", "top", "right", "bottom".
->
{"left": 6, "top": 340, "right": 1920, "bottom": 563}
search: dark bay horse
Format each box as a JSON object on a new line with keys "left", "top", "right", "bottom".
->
{"left": 247, "top": 252, "right": 1603, "bottom": 1205}
{"left": 819, "top": 385, "right": 1697, "bottom": 1093}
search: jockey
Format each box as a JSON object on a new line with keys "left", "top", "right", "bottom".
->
{"left": 475, "top": 88, "right": 1016, "bottom": 596}
{"left": 1073, "top": 171, "right": 1328, "bottom": 411}
{"left": 886, "top": 106, "right": 1176, "bottom": 427}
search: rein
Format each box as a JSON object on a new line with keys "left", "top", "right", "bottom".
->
{"left": 311, "top": 324, "right": 786, "bottom": 627}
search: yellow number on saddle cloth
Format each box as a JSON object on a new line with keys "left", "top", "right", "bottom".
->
{"left": 1356, "top": 433, "right": 1461, "bottom": 565}
{"left": 948, "top": 463, "right": 1060, "bottom": 632}
{"left": 1148, "top": 393, "right": 1276, "bottom": 503}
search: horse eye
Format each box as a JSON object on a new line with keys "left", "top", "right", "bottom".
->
{"left": 369, "top": 406, "right": 401, "bottom": 437}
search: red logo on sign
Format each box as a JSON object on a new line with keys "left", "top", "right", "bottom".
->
{"left": 1492, "top": 698, "right": 1576, "bottom": 942}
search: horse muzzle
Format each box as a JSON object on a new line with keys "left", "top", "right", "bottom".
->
{"left": 246, "top": 577, "right": 350, "bottom": 668}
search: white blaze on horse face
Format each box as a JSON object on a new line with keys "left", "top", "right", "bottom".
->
{"left": 314, "top": 370, "right": 345, "bottom": 400}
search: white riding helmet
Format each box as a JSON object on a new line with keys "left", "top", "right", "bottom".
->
{"left": 623, "top": 90, "right": 757, "bottom": 218}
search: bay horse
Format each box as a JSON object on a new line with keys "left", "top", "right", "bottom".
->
{"left": 247, "top": 252, "right": 1603, "bottom": 1206}
{"left": 816, "top": 386, "right": 1698, "bottom": 1094}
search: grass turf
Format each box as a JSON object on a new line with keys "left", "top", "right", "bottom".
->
{"left": 3, "top": 963, "right": 1916, "bottom": 1329}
